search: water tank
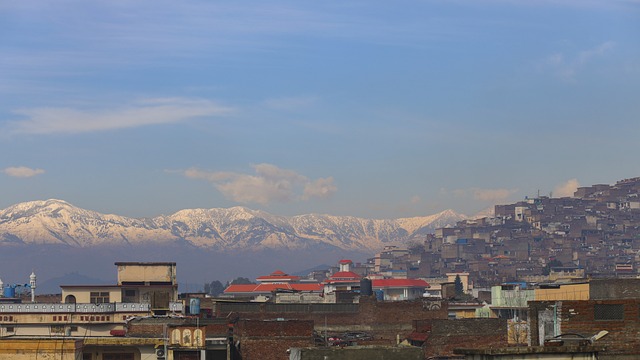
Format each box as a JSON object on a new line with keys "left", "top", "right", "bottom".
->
{"left": 189, "top": 298, "right": 201, "bottom": 315}
{"left": 3, "top": 287, "right": 15, "bottom": 298}
{"left": 374, "top": 289, "right": 384, "bottom": 301}
{"left": 360, "top": 278, "right": 373, "bottom": 296}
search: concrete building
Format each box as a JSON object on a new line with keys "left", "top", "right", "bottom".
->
{"left": 0, "top": 262, "right": 185, "bottom": 360}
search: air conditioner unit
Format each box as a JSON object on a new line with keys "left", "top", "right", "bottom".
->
{"left": 155, "top": 348, "right": 165, "bottom": 359}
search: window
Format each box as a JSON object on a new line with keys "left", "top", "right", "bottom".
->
{"left": 594, "top": 304, "right": 624, "bottom": 320}
{"left": 70, "top": 326, "right": 78, "bottom": 332}
{"left": 124, "top": 289, "right": 136, "bottom": 297}
{"left": 90, "top": 292, "right": 110, "bottom": 304}
{"left": 103, "top": 353, "right": 134, "bottom": 360}
{"left": 6, "top": 326, "right": 14, "bottom": 333}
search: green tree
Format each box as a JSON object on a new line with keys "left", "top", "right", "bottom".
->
{"left": 454, "top": 275, "right": 464, "bottom": 297}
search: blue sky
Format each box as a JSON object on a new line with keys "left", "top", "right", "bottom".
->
{"left": 1, "top": 0, "right": 639, "bottom": 219}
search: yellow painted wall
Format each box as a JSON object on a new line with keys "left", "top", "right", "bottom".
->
{"left": 117, "top": 263, "right": 176, "bottom": 284}
{"left": 534, "top": 283, "right": 590, "bottom": 301}
{"left": 0, "top": 339, "right": 82, "bottom": 360}
{"left": 62, "top": 286, "right": 122, "bottom": 303}
{"left": 452, "top": 309, "right": 477, "bottom": 319}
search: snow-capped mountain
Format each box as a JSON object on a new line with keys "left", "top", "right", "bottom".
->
{"left": 0, "top": 199, "right": 467, "bottom": 252}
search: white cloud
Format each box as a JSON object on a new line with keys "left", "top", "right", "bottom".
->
{"left": 8, "top": 97, "right": 232, "bottom": 135}
{"left": 540, "top": 41, "right": 615, "bottom": 80}
{"left": 303, "top": 177, "right": 337, "bottom": 200}
{"left": 554, "top": 178, "right": 580, "bottom": 197}
{"left": 3, "top": 166, "right": 45, "bottom": 178}
{"left": 183, "top": 164, "right": 336, "bottom": 205}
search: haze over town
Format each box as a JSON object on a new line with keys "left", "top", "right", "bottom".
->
{"left": 2, "top": 1, "right": 639, "bottom": 221}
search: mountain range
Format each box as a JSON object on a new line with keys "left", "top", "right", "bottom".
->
{"left": 0, "top": 199, "right": 467, "bottom": 252}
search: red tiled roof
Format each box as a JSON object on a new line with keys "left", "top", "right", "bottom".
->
{"left": 339, "top": 259, "right": 353, "bottom": 264}
{"left": 330, "top": 271, "right": 361, "bottom": 280}
{"left": 372, "top": 279, "right": 430, "bottom": 288}
{"left": 223, "top": 284, "right": 257, "bottom": 293}
{"left": 256, "top": 269, "right": 300, "bottom": 282}
{"left": 292, "top": 283, "right": 324, "bottom": 291}
{"left": 224, "top": 283, "right": 322, "bottom": 294}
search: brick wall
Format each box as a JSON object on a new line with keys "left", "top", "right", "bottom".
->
{"left": 219, "top": 297, "right": 447, "bottom": 345}
{"left": 235, "top": 320, "right": 314, "bottom": 360}
{"left": 414, "top": 318, "right": 508, "bottom": 358}
{"left": 530, "top": 299, "right": 640, "bottom": 357}
{"left": 558, "top": 300, "right": 640, "bottom": 356}
{"left": 126, "top": 318, "right": 229, "bottom": 338}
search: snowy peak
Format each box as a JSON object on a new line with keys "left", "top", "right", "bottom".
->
{"left": 396, "top": 209, "right": 467, "bottom": 234}
{"left": 0, "top": 200, "right": 466, "bottom": 252}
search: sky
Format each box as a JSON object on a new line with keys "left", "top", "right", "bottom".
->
{"left": 1, "top": 0, "right": 639, "bottom": 220}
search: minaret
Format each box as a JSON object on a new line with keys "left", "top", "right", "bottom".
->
{"left": 29, "top": 271, "right": 36, "bottom": 303}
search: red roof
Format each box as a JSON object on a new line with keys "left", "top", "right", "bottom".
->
{"left": 256, "top": 270, "right": 300, "bottom": 282}
{"left": 224, "top": 283, "right": 322, "bottom": 294}
{"left": 372, "top": 279, "right": 430, "bottom": 288}
{"left": 224, "top": 284, "right": 256, "bottom": 293}
{"left": 339, "top": 259, "right": 353, "bottom": 264}
{"left": 330, "top": 271, "right": 361, "bottom": 280}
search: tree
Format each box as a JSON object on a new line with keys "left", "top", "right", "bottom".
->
{"left": 454, "top": 275, "right": 464, "bottom": 297}
{"left": 230, "top": 277, "right": 254, "bottom": 285}
{"left": 542, "top": 259, "right": 563, "bottom": 276}
{"left": 407, "top": 240, "right": 425, "bottom": 254}
{"left": 204, "top": 280, "right": 225, "bottom": 296}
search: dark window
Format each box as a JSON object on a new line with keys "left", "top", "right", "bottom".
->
{"left": 90, "top": 292, "right": 110, "bottom": 304}
{"left": 594, "top": 304, "right": 624, "bottom": 320}
{"left": 6, "top": 326, "right": 14, "bottom": 332}
{"left": 124, "top": 290, "right": 136, "bottom": 297}
{"left": 70, "top": 326, "right": 78, "bottom": 332}
{"left": 103, "top": 353, "right": 134, "bottom": 360}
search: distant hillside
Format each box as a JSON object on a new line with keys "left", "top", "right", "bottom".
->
{"left": 37, "top": 272, "right": 110, "bottom": 294}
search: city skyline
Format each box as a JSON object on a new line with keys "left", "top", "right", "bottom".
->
{"left": 1, "top": 0, "right": 639, "bottom": 219}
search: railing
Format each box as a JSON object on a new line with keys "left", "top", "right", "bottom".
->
{"left": 169, "top": 301, "right": 183, "bottom": 312}
{"left": 0, "top": 302, "right": 151, "bottom": 313}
